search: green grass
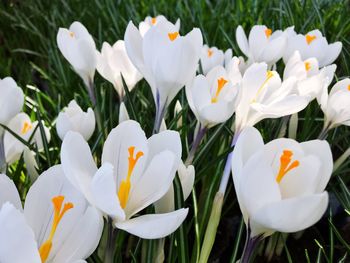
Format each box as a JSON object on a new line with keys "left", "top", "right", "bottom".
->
{"left": 1, "top": 0, "right": 350, "bottom": 262}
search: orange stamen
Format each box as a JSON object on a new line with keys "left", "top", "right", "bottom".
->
{"left": 118, "top": 146, "right": 144, "bottom": 208}
{"left": 347, "top": 85, "right": 350, "bottom": 91}
{"left": 276, "top": 150, "right": 300, "bottom": 183}
{"left": 265, "top": 28, "right": 272, "bottom": 38}
{"left": 251, "top": 71, "right": 274, "bottom": 103}
{"left": 305, "top": 62, "right": 311, "bottom": 72}
{"left": 21, "top": 121, "right": 32, "bottom": 135}
{"left": 168, "top": 32, "right": 179, "bottom": 41}
{"left": 211, "top": 77, "right": 228, "bottom": 103}
{"left": 69, "top": 31, "right": 75, "bottom": 37}
{"left": 39, "top": 196, "right": 74, "bottom": 263}
{"left": 306, "top": 34, "right": 316, "bottom": 45}
{"left": 151, "top": 17, "right": 157, "bottom": 25}
{"left": 207, "top": 49, "right": 213, "bottom": 57}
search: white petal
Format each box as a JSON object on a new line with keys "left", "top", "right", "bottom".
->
{"left": 319, "top": 42, "right": 342, "bottom": 67}
{"left": 61, "top": 131, "right": 97, "bottom": 204}
{"left": 300, "top": 140, "right": 333, "bottom": 192}
{"left": 125, "top": 150, "right": 175, "bottom": 218}
{"left": 115, "top": 208, "right": 188, "bottom": 239}
{"left": 236, "top": 26, "right": 250, "bottom": 57}
{"left": 102, "top": 120, "right": 148, "bottom": 189}
{"left": 0, "top": 203, "right": 41, "bottom": 263}
{"left": 90, "top": 163, "right": 125, "bottom": 221}
{"left": 231, "top": 127, "right": 264, "bottom": 191}
{"left": 0, "top": 173, "right": 22, "bottom": 210}
{"left": 251, "top": 192, "right": 328, "bottom": 236}
{"left": 51, "top": 206, "right": 103, "bottom": 262}
{"left": 238, "top": 151, "right": 282, "bottom": 223}
{"left": 0, "top": 77, "right": 24, "bottom": 125}
{"left": 23, "top": 165, "right": 89, "bottom": 251}
{"left": 146, "top": 130, "right": 182, "bottom": 175}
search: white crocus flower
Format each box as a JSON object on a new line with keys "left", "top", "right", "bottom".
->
{"left": 125, "top": 20, "right": 202, "bottom": 131}
{"left": 4, "top": 113, "right": 51, "bottom": 165}
{"left": 96, "top": 40, "right": 143, "bottom": 99}
{"left": 0, "top": 166, "right": 103, "bottom": 263}
{"left": 236, "top": 25, "right": 287, "bottom": 66}
{"left": 186, "top": 65, "right": 239, "bottom": 128}
{"left": 284, "top": 51, "right": 336, "bottom": 101}
{"left": 200, "top": 45, "right": 224, "bottom": 75}
{"left": 234, "top": 63, "right": 308, "bottom": 131}
{"left": 283, "top": 27, "right": 342, "bottom": 67}
{"left": 318, "top": 78, "right": 350, "bottom": 129}
{"left": 57, "top": 21, "right": 97, "bottom": 89}
{"left": 0, "top": 77, "right": 24, "bottom": 126}
{"left": 231, "top": 127, "right": 332, "bottom": 237}
{"left": 61, "top": 120, "right": 188, "bottom": 239}
{"left": 56, "top": 100, "right": 95, "bottom": 141}
{"left": 139, "top": 15, "right": 180, "bottom": 37}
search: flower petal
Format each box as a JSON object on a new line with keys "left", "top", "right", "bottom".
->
{"left": 90, "top": 163, "right": 125, "bottom": 221}
{"left": 251, "top": 192, "right": 328, "bottom": 236}
{"left": 125, "top": 150, "right": 175, "bottom": 218}
{"left": 0, "top": 173, "right": 22, "bottom": 210}
{"left": 115, "top": 208, "right": 188, "bottom": 239}
{"left": 61, "top": 131, "right": 97, "bottom": 204}
{"left": 0, "top": 203, "right": 41, "bottom": 263}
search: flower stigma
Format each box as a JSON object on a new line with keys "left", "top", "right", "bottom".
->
{"left": 39, "top": 196, "right": 74, "bottom": 263}
{"left": 168, "top": 32, "right": 179, "bottom": 41}
{"left": 276, "top": 150, "right": 299, "bottom": 183}
{"left": 211, "top": 77, "right": 228, "bottom": 103}
{"left": 118, "top": 146, "right": 144, "bottom": 208}
{"left": 306, "top": 34, "right": 316, "bottom": 45}
{"left": 265, "top": 28, "right": 272, "bottom": 38}
{"left": 21, "top": 121, "right": 32, "bottom": 135}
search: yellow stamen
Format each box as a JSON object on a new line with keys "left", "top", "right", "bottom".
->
{"left": 211, "top": 77, "right": 228, "bottom": 103}
{"left": 21, "top": 121, "right": 32, "bottom": 135}
{"left": 305, "top": 62, "right": 311, "bottom": 72}
{"left": 265, "top": 28, "right": 272, "bottom": 38}
{"left": 168, "top": 32, "right": 179, "bottom": 41}
{"left": 347, "top": 85, "right": 350, "bottom": 91}
{"left": 207, "top": 49, "right": 213, "bottom": 57}
{"left": 39, "top": 196, "right": 74, "bottom": 263}
{"left": 251, "top": 71, "right": 274, "bottom": 103}
{"left": 118, "top": 146, "right": 144, "bottom": 208}
{"left": 151, "top": 17, "right": 157, "bottom": 25}
{"left": 276, "top": 150, "right": 300, "bottom": 183}
{"left": 69, "top": 31, "right": 75, "bottom": 38}
{"left": 306, "top": 34, "right": 316, "bottom": 45}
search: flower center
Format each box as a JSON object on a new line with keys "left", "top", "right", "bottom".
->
{"left": 207, "top": 49, "right": 213, "bottom": 57}
{"left": 211, "top": 77, "right": 228, "bottom": 103}
{"left": 39, "top": 196, "right": 74, "bottom": 263}
{"left": 168, "top": 32, "right": 179, "bottom": 41}
{"left": 276, "top": 150, "right": 299, "bottom": 183}
{"left": 251, "top": 71, "right": 274, "bottom": 103}
{"left": 69, "top": 31, "right": 75, "bottom": 38}
{"left": 265, "top": 28, "right": 272, "bottom": 38}
{"left": 21, "top": 121, "right": 32, "bottom": 135}
{"left": 118, "top": 146, "right": 144, "bottom": 209}
{"left": 305, "top": 34, "right": 316, "bottom": 45}
{"left": 347, "top": 85, "right": 350, "bottom": 91}
{"left": 304, "top": 62, "right": 311, "bottom": 72}
{"left": 151, "top": 17, "right": 157, "bottom": 25}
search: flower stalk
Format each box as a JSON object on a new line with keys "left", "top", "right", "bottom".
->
{"left": 104, "top": 217, "right": 118, "bottom": 263}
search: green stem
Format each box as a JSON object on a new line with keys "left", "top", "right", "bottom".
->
{"left": 198, "top": 191, "right": 224, "bottom": 263}
{"left": 104, "top": 218, "right": 117, "bottom": 263}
